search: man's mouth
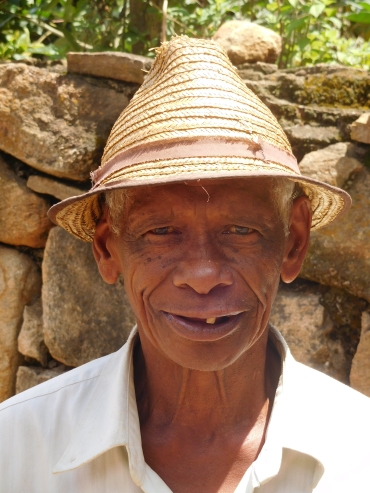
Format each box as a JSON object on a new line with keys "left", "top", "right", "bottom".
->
{"left": 178, "top": 315, "right": 232, "bottom": 325}
{"left": 163, "top": 311, "right": 244, "bottom": 341}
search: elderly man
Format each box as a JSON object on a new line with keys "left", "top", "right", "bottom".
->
{"left": 0, "top": 36, "right": 369, "bottom": 493}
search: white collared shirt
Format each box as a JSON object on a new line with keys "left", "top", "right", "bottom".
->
{"left": 1, "top": 326, "right": 370, "bottom": 492}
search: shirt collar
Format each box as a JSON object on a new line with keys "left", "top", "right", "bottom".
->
{"left": 53, "top": 325, "right": 325, "bottom": 488}
{"left": 53, "top": 328, "right": 147, "bottom": 486}
{"left": 250, "top": 326, "right": 324, "bottom": 489}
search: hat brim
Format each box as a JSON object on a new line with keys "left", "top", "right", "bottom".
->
{"left": 48, "top": 156, "right": 351, "bottom": 242}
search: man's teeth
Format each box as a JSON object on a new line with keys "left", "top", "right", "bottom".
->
{"left": 206, "top": 318, "right": 216, "bottom": 324}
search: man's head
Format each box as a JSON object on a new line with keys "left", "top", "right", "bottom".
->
{"left": 92, "top": 177, "right": 311, "bottom": 371}
{"left": 47, "top": 35, "right": 350, "bottom": 371}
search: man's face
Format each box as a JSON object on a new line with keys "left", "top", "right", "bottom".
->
{"left": 95, "top": 178, "right": 309, "bottom": 371}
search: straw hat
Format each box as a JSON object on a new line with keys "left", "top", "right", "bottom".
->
{"left": 48, "top": 36, "right": 351, "bottom": 242}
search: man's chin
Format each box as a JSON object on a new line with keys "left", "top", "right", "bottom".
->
{"left": 159, "top": 339, "right": 252, "bottom": 372}
{"left": 147, "top": 313, "right": 262, "bottom": 372}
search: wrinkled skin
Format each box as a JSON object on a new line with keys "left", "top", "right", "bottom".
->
{"left": 93, "top": 178, "right": 311, "bottom": 493}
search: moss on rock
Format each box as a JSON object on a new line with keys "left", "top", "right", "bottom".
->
{"left": 297, "top": 72, "right": 370, "bottom": 109}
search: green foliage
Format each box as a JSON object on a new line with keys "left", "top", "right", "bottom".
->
{"left": 166, "top": 0, "right": 242, "bottom": 38}
{"left": 166, "top": 0, "right": 370, "bottom": 69}
{"left": 0, "top": 27, "right": 58, "bottom": 60}
{"left": 0, "top": 0, "right": 155, "bottom": 60}
{"left": 0, "top": 0, "right": 370, "bottom": 69}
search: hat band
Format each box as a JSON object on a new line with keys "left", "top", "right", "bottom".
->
{"left": 92, "top": 137, "right": 299, "bottom": 187}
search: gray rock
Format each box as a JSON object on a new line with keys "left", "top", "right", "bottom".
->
{"left": 268, "top": 72, "right": 305, "bottom": 102}
{"left": 285, "top": 125, "right": 341, "bottom": 161}
{"left": 267, "top": 66, "right": 370, "bottom": 109}
{"left": 242, "top": 66, "right": 366, "bottom": 141}
{"left": 0, "top": 155, "right": 52, "bottom": 248}
{"left": 350, "top": 310, "right": 370, "bottom": 397}
{"left": 297, "top": 105, "right": 364, "bottom": 131}
{"left": 270, "top": 281, "right": 347, "bottom": 382}
{"left": 253, "top": 91, "right": 364, "bottom": 136}
{"left": 16, "top": 365, "right": 66, "bottom": 394}
{"left": 299, "top": 142, "right": 363, "bottom": 188}
{"left": 213, "top": 21, "right": 282, "bottom": 65}
{"left": 237, "top": 62, "right": 278, "bottom": 81}
{"left": 300, "top": 166, "right": 370, "bottom": 303}
{"left": 27, "top": 175, "right": 85, "bottom": 201}
{"left": 0, "top": 63, "right": 135, "bottom": 181}
{"left": 237, "top": 62, "right": 278, "bottom": 83}
{"left": 237, "top": 61, "right": 278, "bottom": 75}
{"left": 42, "top": 227, "right": 136, "bottom": 367}
{"left": 18, "top": 298, "right": 48, "bottom": 367}
{"left": 0, "top": 246, "right": 41, "bottom": 402}
{"left": 67, "top": 52, "right": 153, "bottom": 85}
{"left": 351, "top": 113, "right": 370, "bottom": 144}
{"left": 319, "top": 287, "right": 367, "bottom": 382}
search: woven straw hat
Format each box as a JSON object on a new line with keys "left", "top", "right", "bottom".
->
{"left": 48, "top": 36, "right": 351, "bottom": 242}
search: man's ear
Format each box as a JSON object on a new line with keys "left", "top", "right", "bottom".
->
{"left": 92, "top": 208, "right": 120, "bottom": 284}
{"left": 281, "top": 196, "right": 312, "bottom": 283}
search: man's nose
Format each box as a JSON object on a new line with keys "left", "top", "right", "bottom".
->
{"left": 172, "top": 255, "right": 233, "bottom": 295}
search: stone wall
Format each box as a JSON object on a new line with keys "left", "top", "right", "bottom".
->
{"left": 1, "top": 51, "right": 369, "bottom": 402}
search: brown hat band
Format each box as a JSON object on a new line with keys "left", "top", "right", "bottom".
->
{"left": 92, "top": 136, "right": 300, "bottom": 188}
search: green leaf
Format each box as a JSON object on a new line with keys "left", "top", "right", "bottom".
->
{"left": 357, "top": 2, "right": 370, "bottom": 12}
{"left": 286, "top": 17, "right": 308, "bottom": 33}
{"left": 347, "top": 12, "right": 370, "bottom": 24}
{"left": 45, "top": 0, "right": 61, "bottom": 12}
{"left": 328, "top": 16, "right": 342, "bottom": 29}
{"left": 309, "top": 3, "right": 326, "bottom": 19}
{"left": 63, "top": 0, "right": 75, "bottom": 23}
{"left": 59, "top": 26, "right": 81, "bottom": 51}
{"left": 29, "top": 43, "right": 58, "bottom": 55}
{"left": 17, "top": 28, "right": 31, "bottom": 50}
{"left": 324, "top": 8, "right": 337, "bottom": 17}
{"left": 0, "top": 14, "right": 16, "bottom": 29}
{"left": 266, "top": 2, "right": 279, "bottom": 11}
{"left": 297, "top": 37, "right": 310, "bottom": 51}
{"left": 288, "top": 0, "right": 299, "bottom": 7}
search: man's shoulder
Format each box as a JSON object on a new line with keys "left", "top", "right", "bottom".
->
{"left": 0, "top": 351, "right": 112, "bottom": 415}
{"left": 284, "top": 358, "right": 370, "bottom": 483}
{"left": 290, "top": 360, "right": 370, "bottom": 434}
{"left": 0, "top": 338, "right": 135, "bottom": 490}
{"left": 295, "top": 359, "right": 370, "bottom": 412}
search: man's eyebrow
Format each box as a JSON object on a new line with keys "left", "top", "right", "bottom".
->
{"left": 125, "top": 210, "right": 175, "bottom": 229}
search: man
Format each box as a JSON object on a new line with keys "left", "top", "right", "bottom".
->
{"left": 0, "top": 36, "right": 369, "bottom": 492}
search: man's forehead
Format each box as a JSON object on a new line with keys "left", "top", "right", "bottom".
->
{"left": 129, "top": 178, "right": 273, "bottom": 208}
{"left": 124, "top": 177, "right": 277, "bottom": 218}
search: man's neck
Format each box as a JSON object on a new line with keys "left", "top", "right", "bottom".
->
{"left": 134, "top": 326, "right": 280, "bottom": 438}
{"left": 133, "top": 326, "right": 281, "bottom": 493}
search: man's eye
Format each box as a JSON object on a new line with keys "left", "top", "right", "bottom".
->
{"left": 223, "top": 225, "right": 253, "bottom": 235}
{"left": 149, "top": 226, "right": 175, "bottom": 235}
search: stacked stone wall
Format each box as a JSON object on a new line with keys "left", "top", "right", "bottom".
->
{"left": 1, "top": 52, "right": 370, "bottom": 402}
